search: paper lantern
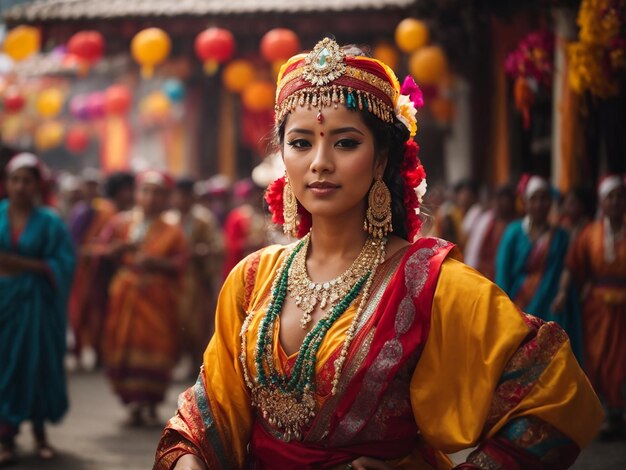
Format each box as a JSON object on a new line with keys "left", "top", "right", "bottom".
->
{"left": 395, "top": 19, "right": 429, "bottom": 54}
{"left": 140, "top": 91, "right": 171, "bottom": 121}
{"left": 67, "top": 31, "right": 104, "bottom": 72}
{"left": 36, "top": 88, "right": 64, "bottom": 119}
{"left": 86, "top": 92, "right": 106, "bottom": 119}
{"left": 222, "top": 59, "right": 256, "bottom": 93}
{"left": 131, "top": 28, "right": 171, "bottom": 78}
{"left": 260, "top": 29, "right": 300, "bottom": 62}
{"left": 70, "top": 94, "right": 90, "bottom": 120}
{"left": 242, "top": 81, "right": 275, "bottom": 111}
{"left": 195, "top": 28, "right": 235, "bottom": 75}
{"left": 66, "top": 126, "right": 90, "bottom": 153}
{"left": 3, "top": 26, "right": 40, "bottom": 61}
{"left": 3, "top": 87, "right": 25, "bottom": 113}
{"left": 105, "top": 84, "right": 132, "bottom": 115}
{"left": 373, "top": 43, "right": 400, "bottom": 71}
{"left": 409, "top": 46, "right": 448, "bottom": 85}
{"left": 35, "top": 121, "right": 64, "bottom": 151}
{"left": 162, "top": 79, "right": 185, "bottom": 103}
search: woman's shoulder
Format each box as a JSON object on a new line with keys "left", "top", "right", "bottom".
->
{"left": 227, "top": 243, "right": 295, "bottom": 281}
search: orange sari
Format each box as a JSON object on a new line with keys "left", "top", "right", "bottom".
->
{"left": 567, "top": 220, "right": 626, "bottom": 408}
{"left": 102, "top": 209, "right": 187, "bottom": 404}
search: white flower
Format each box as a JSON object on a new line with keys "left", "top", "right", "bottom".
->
{"left": 395, "top": 94, "right": 418, "bottom": 137}
{"left": 414, "top": 178, "right": 427, "bottom": 215}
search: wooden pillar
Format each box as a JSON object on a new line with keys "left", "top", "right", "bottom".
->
{"left": 217, "top": 89, "right": 237, "bottom": 180}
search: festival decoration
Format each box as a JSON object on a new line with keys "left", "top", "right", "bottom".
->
{"left": 3, "top": 87, "right": 25, "bottom": 113}
{"left": 86, "top": 92, "right": 106, "bottom": 119}
{"left": 139, "top": 91, "right": 171, "bottom": 122}
{"left": 568, "top": 0, "right": 626, "bottom": 98}
{"left": 67, "top": 31, "right": 104, "bottom": 73}
{"left": 505, "top": 30, "right": 554, "bottom": 88}
{"left": 104, "top": 84, "right": 132, "bottom": 115}
{"left": 70, "top": 94, "right": 90, "bottom": 121}
{"left": 3, "top": 26, "right": 40, "bottom": 61}
{"left": 162, "top": 79, "right": 185, "bottom": 103}
{"left": 409, "top": 45, "right": 449, "bottom": 85}
{"left": 242, "top": 81, "right": 275, "bottom": 111}
{"left": 35, "top": 88, "right": 64, "bottom": 119}
{"left": 373, "top": 43, "right": 400, "bottom": 71}
{"left": 395, "top": 18, "right": 429, "bottom": 53}
{"left": 195, "top": 28, "right": 235, "bottom": 75}
{"left": 65, "top": 126, "right": 90, "bottom": 153}
{"left": 222, "top": 59, "right": 256, "bottom": 93}
{"left": 513, "top": 77, "right": 535, "bottom": 130}
{"left": 260, "top": 29, "right": 301, "bottom": 63}
{"left": 35, "top": 121, "right": 64, "bottom": 151}
{"left": 131, "top": 28, "right": 171, "bottom": 78}
{"left": 430, "top": 97, "right": 456, "bottom": 125}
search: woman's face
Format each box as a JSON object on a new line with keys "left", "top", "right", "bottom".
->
{"left": 282, "top": 105, "right": 383, "bottom": 222}
{"left": 6, "top": 167, "right": 40, "bottom": 206}
{"left": 602, "top": 187, "right": 626, "bottom": 220}
{"left": 526, "top": 189, "right": 551, "bottom": 224}
{"left": 136, "top": 183, "right": 168, "bottom": 217}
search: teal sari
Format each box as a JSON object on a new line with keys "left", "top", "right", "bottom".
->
{"left": 0, "top": 199, "right": 75, "bottom": 427}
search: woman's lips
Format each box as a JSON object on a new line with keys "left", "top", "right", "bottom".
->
{"left": 307, "top": 181, "right": 340, "bottom": 196}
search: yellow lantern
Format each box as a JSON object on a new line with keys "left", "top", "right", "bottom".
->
{"left": 373, "top": 43, "right": 400, "bottom": 71}
{"left": 395, "top": 19, "right": 429, "bottom": 54}
{"left": 3, "top": 25, "right": 40, "bottom": 61}
{"left": 35, "top": 121, "right": 64, "bottom": 151}
{"left": 36, "top": 88, "right": 64, "bottom": 119}
{"left": 131, "top": 28, "right": 171, "bottom": 79}
{"left": 242, "top": 81, "right": 275, "bottom": 112}
{"left": 409, "top": 46, "right": 449, "bottom": 85}
{"left": 139, "top": 91, "right": 171, "bottom": 120}
{"left": 222, "top": 59, "right": 256, "bottom": 94}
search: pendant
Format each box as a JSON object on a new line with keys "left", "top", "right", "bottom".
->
{"left": 300, "top": 312, "right": 312, "bottom": 329}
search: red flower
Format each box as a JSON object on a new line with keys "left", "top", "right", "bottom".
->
{"left": 264, "top": 176, "right": 312, "bottom": 237}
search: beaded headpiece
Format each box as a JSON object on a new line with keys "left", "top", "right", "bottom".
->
{"left": 267, "top": 38, "right": 427, "bottom": 241}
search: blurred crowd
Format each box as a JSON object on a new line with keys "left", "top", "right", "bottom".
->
{"left": 1, "top": 151, "right": 625, "bottom": 462}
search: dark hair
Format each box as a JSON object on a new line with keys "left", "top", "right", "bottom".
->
{"left": 175, "top": 177, "right": 196, "bottom": 193}
{"left": 568, "top": 186, "right": 596, "bottom": 219}
{"left": 454, "top": 178, "right": 479, "bottom": 195}
{"left": 104, "top": 172, "right": 135, "bottom": 199}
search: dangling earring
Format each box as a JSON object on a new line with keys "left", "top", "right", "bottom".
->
{"left": 283, "top": 176, "right": 298, "bottom": 237}
{"left": 364, "top": 176, "right": 392, "bottom": 239}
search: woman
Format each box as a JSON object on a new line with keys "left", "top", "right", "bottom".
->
{"left": 562, "top": 176, "right": 626, "bottom": 440}
{"left": 0, "top": 153, "right": 75, "bottom": 463}
{"left": 155, "top": 40, "right": 602, "bottom": 469}
{"left": 495, "top": 175, "right": 582, "bottom": 362}
{"left": 102, "top": 170, "right": 187, "bottom": 426}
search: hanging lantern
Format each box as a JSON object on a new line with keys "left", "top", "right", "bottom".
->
{"left": 222, "top": 59, "right": 256, "bottom": 93}
{"left": 105, "top": 84, "right": 132, "bottom": 115}
{"left": 3, "top": 87, "right": 26, "bottom": 113}
{"left": 86, "top": 92, "right": 106, "bottom": 119}
{"left": 409, "top": 46, "right": 448, "bottom": 85}
{"left": 35, "top": 121, "right": 64, "bottom": 151}
{"left": 3, "top": 26, "right": 40, "bottom": 61}
{"left": 260, "top": 29, "right": 300, "bottom": 63}
{"left": 242, "top": 81, "right": 275, "bottom": 111}
{"left": 139, "top": 91, "right": 171, "bottom": 122}
{"left": 67, "top": 31, "right": 105, "bottom": 73}
{"left": 36, "top": 88, "right": 65, "bottom": 119}
{"left": 373, "top": 43, "right": 400, "bottom": 71}
{"left": 70, "top": 94, "right": 90, "bottom": 120}
{"left": 395, "top": 19, "right": 429, "bottom": 54}
{"left": 131, "top": 28, "right": 171, "bottom": 79}
{"left": 194, "top": 28, "right": 235, "bottom": 75}
{"left": 66, "top": 126, "right": 90, "bottom": 153}
{"left": 162, "top": 79, "right": 185, "bottom": 103}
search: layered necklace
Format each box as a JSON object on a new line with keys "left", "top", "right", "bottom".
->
{"left": 239, "top": 234, "right": 386, "bottom": 441}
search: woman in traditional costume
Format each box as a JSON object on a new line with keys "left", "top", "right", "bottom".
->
{"left": 102, "top": 170, "right": 187, "bottom": 426}
{"left": 558, "top": 176, "right": 626, "bottom": 440}
{"left": 0, "top": 153, "right": 75, "bottom": 463}
{"left": 155, "top": 39, "right": 602, "bottom": 470}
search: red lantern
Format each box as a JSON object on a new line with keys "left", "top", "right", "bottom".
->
{"left": 195, "top": 28, "right": 235, "bottom": 74}
{"left": 68, "top": 31, "right": 104, "bottom": 66}
{"left": 105, "top": 84, "right": 132, "bottom": 115}
{"left": 260, "top": 29, "right": 300, "bottom": 62}
{"left": 66, "top": 126, "right": 90, "bottom": 153}
{"left": 3, "top": 88, "right": 25, "bottom": 113}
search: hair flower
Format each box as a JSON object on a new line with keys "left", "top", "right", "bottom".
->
{"left": 395, "top": 94, "right": 418, "bottom": 137}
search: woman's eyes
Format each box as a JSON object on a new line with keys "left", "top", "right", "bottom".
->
{"left": 286, "top": 139, "right": 311, "bottom": 149}
{"left": 335, "top": 138, "right": 361, "bottom": 149}
{"left": 286, "top": 138, "right": 362, "bottom": 150}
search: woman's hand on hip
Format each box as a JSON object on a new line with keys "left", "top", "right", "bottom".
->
{"left": 348, "top": 456, "right": 394, "bottom": 470}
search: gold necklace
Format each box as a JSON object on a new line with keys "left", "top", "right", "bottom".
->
{"left": 287, "top": 233, "right": 380, "bottom": 329}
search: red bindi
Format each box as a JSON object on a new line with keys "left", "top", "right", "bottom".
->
{"left": 319, "top": 132, "right": 324, "bottom": 137}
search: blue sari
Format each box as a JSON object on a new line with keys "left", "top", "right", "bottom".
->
{"left": 0, "top": 199, "right": 75, "bottom": 427}
{"left": 495, "top": 219, "right": 583, "bottom": 363}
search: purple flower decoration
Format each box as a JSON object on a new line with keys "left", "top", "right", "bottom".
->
{"left": 401, "top": 76, "right": 424, "bottom": 109}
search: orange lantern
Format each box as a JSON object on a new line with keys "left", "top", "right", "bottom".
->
{"left": 222, "top": 59, "right": 256, "bottom": 93}
{"left": 139, "top": 91, "right": 171, "bottom": 121}
{"left": 68, "top": 31, "right": 104, "bottom": 73}
{"left": 260, "top": 29, "right": 300, "bottom": 62}
{"left": 35, "top": 88, "right": 65, "bottom": 119}
{"left": 66, "top": 126, "right": 90, "bottom": 153}
{"left": 242, "top": 81, "right": 275, "bottom": 111}
{"left": 35, "top": 121, "right": 64, "bottom": 151}
{"left": 195, "top": 28, "right": 235, "bottom": 75}
{"left": 395, "top": 19, "right": 429, "bottom": 53}
{"left": 409, "top": 46, "right": 448, "bottom": 85}
{"left": 3, "top": 26, "right": 40, "bottom": 61}
{"left": 105, "top": 84, "right": 132, "bottom": 115}
{"left": 373, "top": 43, "right": 400, "bottom": 71}
{"left": 131, "top": 28, "right": 171, "bottom": 78}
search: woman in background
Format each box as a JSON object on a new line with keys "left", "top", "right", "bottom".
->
{"left": 0, "top": 153, "right": 75, "bottom": 463}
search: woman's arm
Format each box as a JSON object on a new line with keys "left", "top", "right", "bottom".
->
{"left": 0, "top": 251, "right": 48, "bottom": 274}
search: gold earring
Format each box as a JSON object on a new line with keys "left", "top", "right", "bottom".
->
{"left": 364, "top": 176, "right": 392, "bottom": 239}
{"left": 283, "top": 176, "right": 298, "bottom": 237}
